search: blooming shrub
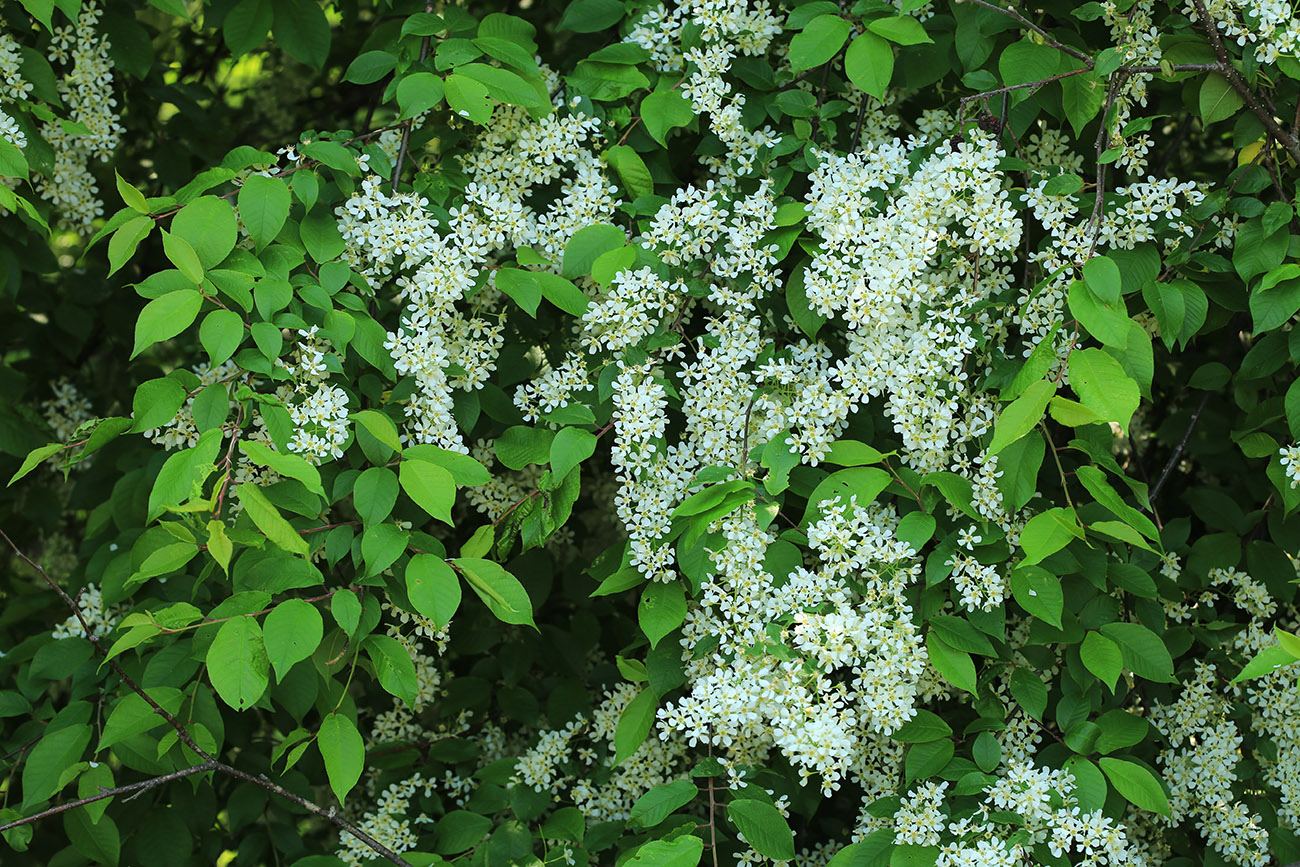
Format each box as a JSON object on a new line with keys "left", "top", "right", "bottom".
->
{"left": 4, "top": 0, "right": 1300, "bottom": 865}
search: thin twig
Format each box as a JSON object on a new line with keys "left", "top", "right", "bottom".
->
{"left": 391, "top": 0, "right": 437, "bottom": 192}
{"left": 953, "top": 0, "right": 1092, "bottom": 64}
{"left": 1148, "top": 391, "right": 1211, "bottom": 505}
{"left": 1189, "top": 0, "right": 1300, "bottom": 165}
{"left": 0, "top": 762, "right": 217, "bottom": 833}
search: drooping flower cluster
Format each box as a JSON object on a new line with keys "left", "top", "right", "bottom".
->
{"left": 35, "top": 2, "right": 124, "bottom": 232}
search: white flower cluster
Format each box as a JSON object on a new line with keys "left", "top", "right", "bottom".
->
{"left": 1151, "top": 661, "right": 1271, "bottom": 867}
{"left": 0, "top": 33, "right": 29, "bottom": 154}
{"left": 278, "top": 326, "right": 351, "bottom": 464}
{"left": 34, "top": 2, "right": 124, "bottom": 233}
{"left": 514, "top": 683, "right": 691, "bottom": 823}
{"left": 892, "top": 759, "right": 1147, "bottom": 867}
{"left": 51, "top": 583, "right": 124, "bottom": 641}
{"left": 658, "top": 496, "right": 927, "bottom": 794}
{"left": 1280, "top": 443, "right": 1300, "bottom": 488}
{"left": 41, "top": 378, "right": 94, "bottom": 470}
{"left": 802, "top": 132, "right": 1016, "bottom": 489}
{"left": 626, "top": 0, "right": 783, "bottom": 176}
{"left": 334, "top": 772, "right": 435, "bottom": 867}
{"left": 1192, "top": 0, "right": 1300, "bottom": 63}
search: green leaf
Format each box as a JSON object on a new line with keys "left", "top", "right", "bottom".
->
{"left": 397, "top": 71, "right": 445, "bottom": 119}
{"left": 729, "top": 799, "right": 795, "bottom": 860}
{"left": 557, "top": 0, "right": 625, "bottom": 33}
{"left": 1009, "top": 668, "right": 1048, "bottom": 720}
{"left": 805, "top": 467, "right": 891, "bottom": 525}
{"left": 116, "top": 170, "right": 149, "bottom": 213}
{"left": 605, "top": 144, "right": 654, "bottom": 199}
{"left": 1061, "top": 70, "right": 1106, "bottom": 136}
{"left": 639, "top": 580, "right": 687, "bottom": 648}
{"left": 926, "top": 632, "right": 977, "bottom": 695}
{"left": 844, "top": 31, "right": 893, "bottom": 99}
{"left": 1232, "top": 642, "right": 1299, "bottom": 683}
{"left": 458, "top": 63, "right": 550, "bottom": 110}
{"left": 1098, "top": 757, "right": 1170, "bottom": 815}
{"left": 406, "top": 553, "right": 461, "bottom": 629}
{"left": 1008, "top": 565, "right": 1063, "bottom": 628}
{"left": 629, "top": 780, "right": 697, "bottom": 828}
{"left": 626, "top": 836, "right": 704, "bottom": 867}
{"left": 1069, "top": 348, "right": 1140, "bottom": 434}
{"left": 363, "top": 634, "right": 420, "bottom": 708}
{"left": 563, "top": 224, "right": 626, "bottom": 279}
{"left": 108, "top": 214, "right": 154, "bottom": 276}
{"left": 237, "top": 174, "right": 290, "bottom": 249}
{"left": 613, "top": 688, "right": 656, "bottom": 765}
{"left": 404, "top": 445, "right": 492, "bottom": 486}
{"left": 238, "top": 439, "right": 324, "bottom": 497}
{"left": 271, "top": 0, "right": 331, "bottom": 69}
{"left": 171, "top": 195, "right": 238, "bottom": 268}
{"left": 868, "top": 15, "right": 932, "bottom": 45}
{"left": 343, "top": 50, "right": 396, "bottom": 85}
{"left": 400, "top": 459, "right": 455, "bottom": 525}
{"left": 496, "top": 426, "right": 555, "bottom": 469}
{"left": 1068, "top": 280, "right": 1130, "bottom": 347}
{"left": 1019, "top": 507, "right": 1083, "bottom": 565}
{"left": 263, "top": 599, "right": 323, "bottom": 681}
{"left": 432, "top": 810, "right": 493, "bottom": 854}
{"left": 1099, "top": 622, "right": 1176, "bottom": 683}
{"left": 131, "top": 377, "right": 188, "bottom": 434}
{"left": 640, "top": 86, "right": 694, "bottom": 147}
{"left": 989, "top": 379, "right": 1054, "bottom": 456}
{"left": 1083, "top": 255, "right": 1122, "bottom": 303}
{"left": 98, "top": 686, "right": 183, "bottom": 748}
{"left": 1250, "top": 273, "right": 1300, "bottom": 332}
{"left": 353, "top": 467, "right": 399, "bottom": 526}
{"left": 148, "top": 428, "right": 222, "bottom": 520}
{"left": 789, "top": 15, "right": 851, "bottom": 72}
{"left": 63, "top": 807, "right": 119, "bottom": 865}
{"left": 551, "top": 427, "right": 597, "bottom": 480}
{"left": 445, "top": 73, "right": 493, "bottom": 124}
{"left": 8, "top": 443, "right": 63, "bottom": 486}
{"left": 891, "top": 709, "right": 952, "bottom": 742}
{"left": 351, "top": 410, "right": 402, "bottom": 455}
{"left": 21, "top": 724, "right": 91, "bottom": 809}
{"left": 1199, "top": 73, "right": 1243, "bottom": 125}
{"left": 132, "top": 288, "right": 202, "bottom": 358}
{"left": 1080, "top": 631, "right": 1123, "bottom": 692}
{"left": 238, "top": 482, "right": 309, "bottom": 555}
{"left": 208, "top": 616, "right": 270, "bottom": 710}
{"left": 999, "top": 39, "right": 1060, "bottom": 85}
{"left": 495, "top": 268, "right": 543, "bottom": 315}
{"left": 200, "top": 309, "right": 245, "bottom": 366}
{"left": 161, "top": 230, "right": 204, "bottom": 283}
{"left": 454, "top": 558, "right": 536, "bottom": 627}
{"left": 318, "top": 712, "right": 364, "bottom": 803}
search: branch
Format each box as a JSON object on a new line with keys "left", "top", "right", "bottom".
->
{"left": 390, "top": 0, "right": 437, "bottom": 193}
{"left": 1188, "top": 0, "right": 1300, "bottom": 165}
{"left": 0, "top": 530, "right": 415, "bottom": 867}
{"left": 953, "top": 0, "right": 1091, "bottom": 64}
{"left": 0, "top": 762, "right": 217, "bottom": 833}
{"left": 1147, "top": 391, "right": 1211, "bottom": 505}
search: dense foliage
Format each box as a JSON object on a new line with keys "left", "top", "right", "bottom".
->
{"left": 5, "top": 0, "right": 1300, "bottom": 865}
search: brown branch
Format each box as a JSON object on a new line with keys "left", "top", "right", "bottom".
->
{"left": 1188, "top": 0, "right": 1300, "bottom": 165}
{"left": 953, "top": 0, "right": 1091, "bottom": 64}
{"left": 0, "top": 762, "right": 217, "bottom": 833}
{"left": 0, "top": 529, "right": 414, "bottom": 867}
{"left": 1148, "top": 391, "right": 1211, "bottom": 505}
{"left": 391, "top": 0, "right": 437, "bottom": 192}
